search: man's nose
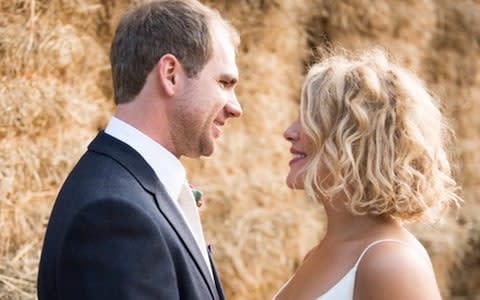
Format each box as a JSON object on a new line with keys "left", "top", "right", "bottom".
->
{"left": 225, "top": 93, "right": 242, "bottom": 118}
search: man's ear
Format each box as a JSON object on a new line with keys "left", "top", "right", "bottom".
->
{"left": 157, "top": 54, "right": 179, "bottom": 97}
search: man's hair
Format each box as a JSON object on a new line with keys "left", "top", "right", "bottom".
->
{"left": 298, "top": 49, "right": 461, "bottom": 222}
{"left": 110, "top": 0, "right": 239, "bottom": 104}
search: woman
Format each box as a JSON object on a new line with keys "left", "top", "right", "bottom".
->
{"left": 274, "top": 50, "right": 460, "bottom": 300}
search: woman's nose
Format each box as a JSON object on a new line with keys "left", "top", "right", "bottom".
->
{"left": 284, "top": 119, "right": 300, "bottom": 141}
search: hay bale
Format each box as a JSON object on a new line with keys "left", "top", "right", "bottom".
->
{"left": 419, "top": 1, "right": 480, "bottom": 298}
{"left": 307, "top": 0, "right": 436, "bottom": 70}
{"left": 0, "top": 128, "right": 98, "bottom": 300}
{"left": 0, "top": 1, "right": 111, "bottom": 298}
{"left": 1, "top": 0, "right": 479, "bottom": 299}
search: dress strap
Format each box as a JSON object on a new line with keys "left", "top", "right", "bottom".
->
{"left": 354, "top": 239, "right": 408, "bottom": 268}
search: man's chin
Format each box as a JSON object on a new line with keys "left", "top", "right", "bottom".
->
{"left": 185, "top": 142, "right": 215, "bottom": 158}
{"left": 200, "top": 136, "right": 217, "bottom": 156}
{"left": 201, "top": 144, "right": 215, "bottom": 157}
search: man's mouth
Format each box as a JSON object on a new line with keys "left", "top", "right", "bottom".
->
{"left": 212, "top": 120, "right": 223, "bottom": 138}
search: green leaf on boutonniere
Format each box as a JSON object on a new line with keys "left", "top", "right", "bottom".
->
{"left": 192, "top": 189, "right": 204, "bottom": 208}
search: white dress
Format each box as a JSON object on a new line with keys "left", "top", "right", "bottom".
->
{"left": 272, "top": 239, "right": 407, "bottom": 300}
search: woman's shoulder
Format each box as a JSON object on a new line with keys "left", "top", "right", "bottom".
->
{"left": 354, "top": 239, "right": 441, "bottom": 300}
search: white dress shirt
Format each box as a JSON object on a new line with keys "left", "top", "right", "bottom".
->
{"left": 104, "top": 117, "right": 212, "bottom": 278}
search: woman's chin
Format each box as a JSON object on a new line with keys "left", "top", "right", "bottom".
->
{"left": 286, "top": 177, "right": 304, "bottom": 190}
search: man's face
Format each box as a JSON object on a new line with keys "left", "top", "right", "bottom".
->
{"left": 170, "top": 25, "right": 242, "bottom": 158}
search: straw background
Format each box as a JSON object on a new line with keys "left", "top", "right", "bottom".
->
{"left": 0, "top": 0, "right": 479, "bottom": 299}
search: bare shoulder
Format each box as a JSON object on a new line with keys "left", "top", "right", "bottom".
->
{"left": 302, "top": 245, "right": 317, "bottom": 262}
{"left": 354, "top": 241, "right": 442, "bottom": 300}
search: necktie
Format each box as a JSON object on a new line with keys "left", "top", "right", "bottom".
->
{"left": 178, "top": 181, "right": 213, "bottom": 278}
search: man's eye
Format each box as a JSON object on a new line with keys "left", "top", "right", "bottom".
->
{"left": 219, "top": 78, "right": 237, "bottom": 88}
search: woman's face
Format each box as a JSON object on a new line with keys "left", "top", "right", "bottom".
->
{"left": 283, "top": 117, "right": 315, "bottom": 189}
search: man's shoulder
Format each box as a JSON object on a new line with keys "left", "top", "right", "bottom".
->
{"left": 63, "top": 149, "right": 138, "bottom": 191}
{"left": 52, "top": 147, "right": 156, "bottom": 220}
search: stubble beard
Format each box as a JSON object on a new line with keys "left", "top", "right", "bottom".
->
{"left": 171, "top": 105, "right": 214, "bottom": 158}
{"left": 180, "top": 124, "right": 214, "bottom": 158}
{"left": 171, "top": 77, "right": 216, "bottom": 157}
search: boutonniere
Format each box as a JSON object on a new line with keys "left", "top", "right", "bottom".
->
{"left": 190, "top": 186, "right": 205, "bottom": 209}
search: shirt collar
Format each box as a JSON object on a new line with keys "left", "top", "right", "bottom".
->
{"left": 104, "top": 116, "right": 185, "bottom": 201}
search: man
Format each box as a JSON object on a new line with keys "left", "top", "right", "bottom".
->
{"left": 37, "top": 0, "right": 241, "bottom": 299}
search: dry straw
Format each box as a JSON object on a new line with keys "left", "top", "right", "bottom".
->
{"left": 1, "top": 1, "right": 111, "bottom": 299}
{"left": 419, "top": 1, "right": 480, "bottom": 297}
{"left": 1, "top": 0, "right": 479, "bottom": 299}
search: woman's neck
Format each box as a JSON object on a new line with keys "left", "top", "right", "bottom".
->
{"left": 322, "top": 201, "right": 400, "bottom": 243}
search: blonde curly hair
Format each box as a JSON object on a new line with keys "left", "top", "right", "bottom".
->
{"left": 300, "top": 49, "right": 461, "bottom": 222}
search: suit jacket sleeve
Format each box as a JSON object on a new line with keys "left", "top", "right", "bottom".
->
{"left": 57, "top": 199, "right": 179, "bottom": 299}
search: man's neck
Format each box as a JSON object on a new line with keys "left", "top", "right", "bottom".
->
{"left": 115, "top": 97, "right": 176, "bottom": 157}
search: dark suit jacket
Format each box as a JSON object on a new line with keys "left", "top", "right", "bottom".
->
{"left": 38, "top": 132, "right": 225, "bottom": 300}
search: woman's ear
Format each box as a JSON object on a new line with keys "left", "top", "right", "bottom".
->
{"left": 157, "top": 54, "right": 179, "bottom": 97}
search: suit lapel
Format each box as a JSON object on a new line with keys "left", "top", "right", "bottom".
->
{"left": 152, "top": 186, "right": 219, "bottom": 300}
{"left": 88, "top": 132, "right": 218, "bottom": 299}
{"left": 209, "top": 249, "right": 226, "bottom": 300}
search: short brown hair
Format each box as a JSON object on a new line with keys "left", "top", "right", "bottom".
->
{"left": 110, "top": 0, "right": 239, "bottom": 104}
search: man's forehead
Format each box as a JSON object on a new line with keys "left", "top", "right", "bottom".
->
{"left": 210, "top": 18, "right": 239, "bottom": 46}
{"left": 210, "top": 28, "right": 238, "bottom": 77}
